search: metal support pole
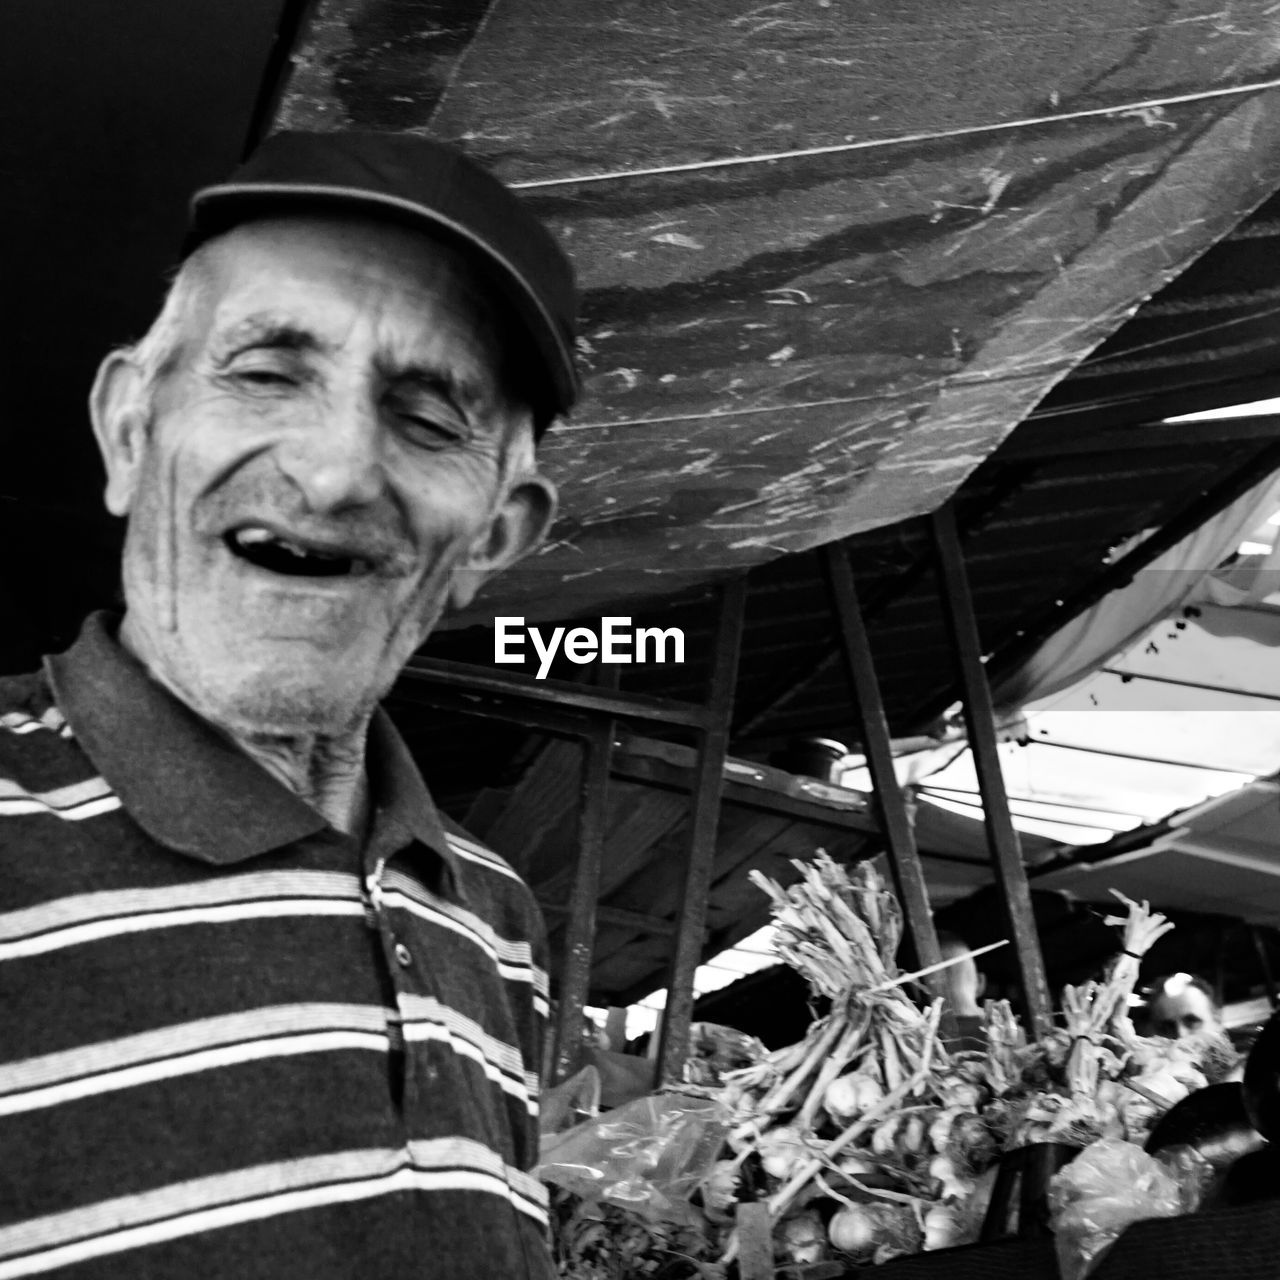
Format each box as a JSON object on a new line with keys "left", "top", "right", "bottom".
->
{"left": 551, "top": 690, "right": 617, "bottom": 1084}
{"left": 930, "top": 504, "right": 1053, "bottom": 1039}
{"left": 821, "top": 544, "right": 947, "bottom": 1008}
{"left": 657, "top": 577, "right": 748, "bottom": 1085}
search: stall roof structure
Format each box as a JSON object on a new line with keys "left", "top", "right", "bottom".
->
{"left": 1035, "top": 776, "right": 1280, "bottom": 925}
{"left": 9, "top": 0, "right": 1280, "bottom": 666}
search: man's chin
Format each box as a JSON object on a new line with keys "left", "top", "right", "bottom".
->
{"left": 192, "top": 660, "right": 381, "bottom": 739}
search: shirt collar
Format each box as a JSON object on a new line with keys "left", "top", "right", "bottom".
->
{"left": 45, "top": 612, "right": 462, "bottom": 886}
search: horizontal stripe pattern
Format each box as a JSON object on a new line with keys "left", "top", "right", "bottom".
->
{"left": 382, "top": 868, "right": 551, "bottom": 1015}
{"left": 0, "top": 871, "right": 366, "bottom": 961}
{"left": 1, "top": 662, "right": 552, "bottom": 1278}
{"left": 0, "top": 774, "right": 119, "bottom": 820}
{"left": 0, "top": 1139, "right": 548, "bottom": 1277}
{"left": 0, "top": 708, "right": 71, "bottom": 739}
{"left": 0, "top": 1003, "right": 394, "bottom": 1117}
{"left": 397, "top": 995, "right": 538, "bottom": 1115}
{"left": 446, "top": 831, "right": 523, "bottom": 884}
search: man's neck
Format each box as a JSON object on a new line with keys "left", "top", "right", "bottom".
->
{"left": 118, "top": 613, "right": 373, "bottom": 837}
{"left": 233, "top": 730, "right": 371, "bottom": 838}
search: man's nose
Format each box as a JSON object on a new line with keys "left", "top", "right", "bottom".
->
{"left": 275, "top": 400, "right": 386, "bottom": 511}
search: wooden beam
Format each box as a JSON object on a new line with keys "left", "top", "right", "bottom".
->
{"left": 657, "top": 577, "right": 747, "bottom": 1085}
{"left": 930, "top": 503, "right": 1053, "bottom": 1039}
{"left": 821, "top": 544, "right": 946, "bottom": 1009}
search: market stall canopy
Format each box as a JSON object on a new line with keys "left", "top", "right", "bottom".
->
{"left": 277, "top": 0, "right": 1280, "bottom": 621}
{"left": 1034, "top": 776, "right": 1280, "bottom": 926}
{"left": 8, "top": 0, "right": 1280, "bottom": 663}
{"left": 1024, "top": 580, "right": 1280, "bottom": 926}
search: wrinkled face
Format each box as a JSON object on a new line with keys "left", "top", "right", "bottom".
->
{"left": 92, "top": 215, "right": 554, "bottom": 736}
{"left": 1147, "top": 986, "right": 1221, "bottom": 1041}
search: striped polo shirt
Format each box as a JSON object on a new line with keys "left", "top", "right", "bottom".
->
{"left": 0, "top": 614, "right": 553, "bottom": 1279}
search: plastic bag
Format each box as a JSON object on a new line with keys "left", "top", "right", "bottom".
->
{"left": 1047, "top": 1138, "right": 1194, "bottom": 1280}
{"left": 535, "top": 1090, "right": 730, "bottom": 1224}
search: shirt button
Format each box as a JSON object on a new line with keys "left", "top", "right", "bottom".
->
{"left": 394, "top": 941, "right": 413, "bottom": 968}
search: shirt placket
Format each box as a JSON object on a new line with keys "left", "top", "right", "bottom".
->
{"left": 362, "top": 842, "right": 442, "bottom": 1125}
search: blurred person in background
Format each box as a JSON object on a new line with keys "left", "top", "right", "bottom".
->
{"left": 938, "top": 930, "right": 988, "bottom": 1052}
{"left": 1142, "top": 971, "right": 1241, "bottom": 1082}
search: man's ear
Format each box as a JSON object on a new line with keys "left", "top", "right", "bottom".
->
{"left": 89, "top": 351, "right": 150, "bottom": 517}
{"left": 448, "top": 473, "right": 558, "bottom": 612}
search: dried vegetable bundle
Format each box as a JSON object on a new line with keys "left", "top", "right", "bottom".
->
{"left": 711, "top": 853, "right": 994, "bottom": 1268}
{"left": 697, "top": 863, "right": 1227, "bottom": 1270}
{"left": 986, "top": 891, "right": 1217, "bottom": 1151}
{"left": 549, "top": 854, "right": 1237, "bottom": 1276}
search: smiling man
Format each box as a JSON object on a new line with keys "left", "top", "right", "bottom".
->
{"left": 0, "top": 133, "right": 577, "bottom": 1279}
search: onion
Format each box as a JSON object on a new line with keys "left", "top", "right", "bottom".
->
{"left": 871, "top": 1115, "right": 901, "bottom": 1155}
{"left": 824, "top": 1072, "right": 884, "bottom": 1122}
{"left": 780, "top": 1209, "right": 826, "bottom": 1263}
{"left": 923, "top": 1203, "right": 962, "bottom": 1250}
{"left": 948, "top": 1112, "right": 991, "bottom": 1162}
{"left": 758, "top": 1126, "right": 807, "bottom": 1180}
{"left": 828, "top": 1204, "right": 879, "bottom": 1253}
{"left": 701, "top": 1160, "right": 739, "bottom": 1212}
{"left": 928, "top": 1108, "right": 958, "bottom": 1152}
{"left": 901, "top": 1114, "right": 926, "bottom": 1153}
{"left": 928, "top": 1154, "right": 967, "bottom": 1200}
{"left": 940, "top": 1080, "right": 982, "bottom": 1110}
{"left": 838, "top": 1153, "right": 876, "bottom": 1176}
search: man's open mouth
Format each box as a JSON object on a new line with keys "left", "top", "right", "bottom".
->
{"left": 224, "top": 526, "right": 374, "bottom": 578}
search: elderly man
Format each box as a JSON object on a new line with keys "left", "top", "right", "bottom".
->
{"left": 0, "top": 132, "right": 576, "bottom": 1278}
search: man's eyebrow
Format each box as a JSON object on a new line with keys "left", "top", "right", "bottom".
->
{"left": 211, "top": 317, "right": 323, "bottom": 361}
{"left": 385, "top": 362, "right": 488, "bottom": 413}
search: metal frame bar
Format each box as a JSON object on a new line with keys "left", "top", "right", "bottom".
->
{"left": 734, "top": 541, "right": 937, "bottom": 740}
{"left": 657, "top": 577, "right": 748, "bottom": 1084}
{"left": 392, "top": 678, "right": 596, "bottom": 740}
{"left": 540, "top": 899, "right": 675, "bottom": 936}
{"left": 1251, "top": 925, "right": 1279, "bottom": 1012}
{"left": 1027, "top": 736, "right": 1249, "bottom": 775}
{"left": 550, "top": 702, "right": 616, "bottom": 1084}
{"left": 402, "top": 655, "right": 712, "bottom": 729}
{"left": 1001, "top": 414, "right": 1280, "bottom": 459}
{"left": 402, "top": 582, "right": 750, "bottom": 1082}
{"left": 977, "top": 439, "right": 1280, "bottom": 696}
{"left": 821, "top": 544, "right": 946, "bottom": 1004}
{"left": 930, "top": 503, "right": 1054, "bottom": 1038}
{"left": 1100, "top": 666, "right": 1280, "bottom": 704}
{"left": 607, "top": 755, "right": 875, "bottom": 831}
{"left": 1025, "top": 371, "right": 1280, "bottom": 434}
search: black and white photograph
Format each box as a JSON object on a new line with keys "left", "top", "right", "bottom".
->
{"left": 8, "top": 3, "right": 1280, "bottom": 1277}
